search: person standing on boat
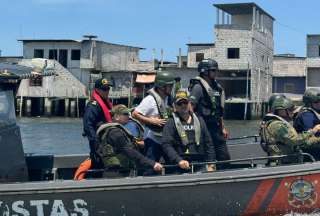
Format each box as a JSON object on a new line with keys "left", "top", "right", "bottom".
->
{"left": 293, "top": 88, "right": 320, "bottom": 160}
{"left": 161, "top": 90, "right": 216, "bottom": 173}
{"left": 189, "top": 59, "right": 230, "bottom": 163}
{"left": 132, "top": 71, "right": 175, "bottom": 173}
{"left": 260, "top": 97, "right": 320, "bottom": 165}
{"left": 82, "top": 78, "right": 113, "bottom": 170}
{"left": 96, "top": 104, "right": 163, "bottom": 177}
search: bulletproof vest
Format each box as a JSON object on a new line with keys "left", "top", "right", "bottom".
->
{"left": 172, "top": 113, "right": 201, "bottom": 147}
{"left": 96, "top": 123, "right": 135, "bottom": 169}
{"left": 191, "top": 77, "right": 225, "bottom": 119}
{"left": 260, "top": 114, "right": 294, "bottom": 156}
{"left": 294, "top": 107, "right": 320, "bottom": 133}
{"left": 146, "top": 88, "right": 171, "bottom": 136}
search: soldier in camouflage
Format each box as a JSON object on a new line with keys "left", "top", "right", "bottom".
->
{"left": 260, "top": 97, "right": 320, "bottom": 165}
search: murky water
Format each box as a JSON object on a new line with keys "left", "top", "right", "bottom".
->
{"left": 17, "top": 117, "right": 261, "bottom": 155}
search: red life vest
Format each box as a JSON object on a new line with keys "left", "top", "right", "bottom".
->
{"left": 92, "top": 89, "right": 113, "bottom": 123}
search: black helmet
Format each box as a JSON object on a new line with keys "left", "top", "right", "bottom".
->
{"left": 198, "top": 59, "right": 218, "bottom": 75}
{"left": 303, "top": 88, "right": 320, "bottom": 107}
{"left": 268, "top": 94, "right": 286, "bottom": 108}
{"left": 271, "top": 97, "right": 295, "bottom": 112}
{"left": 154, "top": 71, "right": 175, "bottom": 87}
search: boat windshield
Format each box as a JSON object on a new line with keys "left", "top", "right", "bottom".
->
{"left": 0, "top": 91, "right": 16, "bottom": 128}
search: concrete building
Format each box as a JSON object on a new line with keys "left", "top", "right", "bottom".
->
{"left": 306, "top": 35, "right": 320, "bottom": 89}
{"left": 272, "top": 54, "right": 306, "bottom": 100}
{"left": 185, "top": 3, "right": 275, "bottom": 118}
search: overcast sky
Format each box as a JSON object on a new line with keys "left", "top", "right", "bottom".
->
{"left": 0, "top": 0, "right": 317, "bottom": 61}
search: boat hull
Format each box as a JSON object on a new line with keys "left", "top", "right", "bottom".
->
{"left": 1, "top": 163, "right": 320, "bottom": 216}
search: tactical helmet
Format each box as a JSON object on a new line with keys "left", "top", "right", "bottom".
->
{"left": 303, "top": 88, "right": 320, "bottom": 106}
{"left": 154, "top": 71, "right": 175, "bottom": 87}
{"left": 268, "top": 94, "right": 286, "bottom": 108}
{"left": 198, "top": 59, "right": 218, "bottom": 75}
{"left": 271, "top": 97, "right": 295, "bottom": 112}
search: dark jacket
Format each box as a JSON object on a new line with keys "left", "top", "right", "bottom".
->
{"left": 161, "top": 114, "right": 216, "bottom": 164}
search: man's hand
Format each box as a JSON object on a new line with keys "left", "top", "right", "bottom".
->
{"left": 206, "top": 164, "right": 216, "bottom": 172}
{"left": 222, "top": 127, "right": 229, "bottom": 140}
{"left": 153, "top": 162, "right": 163, "bottom": 172}
{"left": 135, "top": 139, "right": 144, "bottom": 148}
{"left": 311, "top": 124, "right": 320, "bottom": 134}
{"left": 149, "top": 117, "right": 167, "bottom": 127}
{"left": 178, "top": 160, "right": 190, "bottom": 170}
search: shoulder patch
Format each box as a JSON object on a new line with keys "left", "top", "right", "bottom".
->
{"left": 90, "top": 101, "right": 97, "bottom": 105}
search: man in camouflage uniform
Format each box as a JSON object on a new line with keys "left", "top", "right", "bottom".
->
{"left": 260, "top": 97, "right": 320, "bottom": 165}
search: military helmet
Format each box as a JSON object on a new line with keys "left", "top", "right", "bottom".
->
{"left": 198, "top": 59, "right": 218, "bottom": 75}
{"left": 154, "top": 71, "right": 175, "bottom": 87}
{"left": 268, "top": 94, "right": 286, "bottom": 108}
{"left": 271, "top": 97, "right": 295, "bottom": 112}
{"left": 303, "top": 88, "right": 320, "bottom": 106}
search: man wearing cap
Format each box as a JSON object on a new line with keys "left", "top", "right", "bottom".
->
{"left": 161, "top": 90, "right": 216, "bottom": 173}
{"left": 189, "top": 59, "right": 230, "bottom": 164}
{"left": 132, "top": 71, "right": 175, "bottom": 173}
{"left": 75, "top": 104, "right": 162, "bottom": 179}
{"left": 82, "top": 78, "right": 113, "bottom": 171}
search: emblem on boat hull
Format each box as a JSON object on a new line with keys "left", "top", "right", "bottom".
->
{"left": 287, "top": 179, "right": 317, "bottom": 208}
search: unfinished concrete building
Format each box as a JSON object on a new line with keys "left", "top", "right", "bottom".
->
{"left": 187, "top": 3, "right": 274, "bottom": 118}
{"left": 306, "top": 35, "right": 320, "bottom": 89}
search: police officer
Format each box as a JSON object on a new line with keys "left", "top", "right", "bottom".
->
{"left": 132, "top": 71, "right": 175, "bottom": 168}
{"left": 293, "top": 88, "right": 320, "bottom": 159}
{"left": 83, "top": 78, "right": 113, "bottom": 170}
{"left": 260, "top": 97, "right": 320, "bottom": 165}
{"left": 96, "top": 105, "right": 163, "bottom": 177}
{"left": 189, "top": 59, "right": 230, "bottom": 162}
{"left": 161, "top": 90, "right": 216, "bottom": 173}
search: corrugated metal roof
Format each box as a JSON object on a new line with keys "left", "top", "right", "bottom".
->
{"left": 0, "top": 63, "right": 32, "bottom": 76}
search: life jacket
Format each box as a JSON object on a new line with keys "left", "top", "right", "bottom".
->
{"left": 92, "top": 89, "right": 113, "bottom": 122}
{"left": 172, "top": 112, "right": 201, "bottom": 147}
{"left": 260, "top": 113, "right": 292, "bottom": 154}
{"left": 189, "top": 76, "right": 225, "bottom": 118}
{"left": 129, "top": 116, "right": 145, "bottom": 139}
{"left": 96, "top": 123, "right": 135, "bottom": 169}
{"left": 146, "top": 88, "right": 171, "bottom": 136}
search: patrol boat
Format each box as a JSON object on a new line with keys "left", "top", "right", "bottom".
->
{"left": 2, "top": 71, "right": 320, "bottom": 216}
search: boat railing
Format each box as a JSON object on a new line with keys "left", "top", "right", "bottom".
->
{"left": 81, "top": 152, "right": 315, "bottom": 178}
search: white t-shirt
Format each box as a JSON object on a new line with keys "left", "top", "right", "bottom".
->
{"left": 135, "top": 95, "right": 168, "bottom": 143}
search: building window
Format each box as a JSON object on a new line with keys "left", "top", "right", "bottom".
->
{"left": 227, "top": 48, "right": 240, "bottom": 59}
{"left": 196, "top": 53, "right": 204, "bottom": 62}
{"left": 71, "top": 49, "right": 81, "bottom": 60}
{"left": 284, "top": 83, "right": 295, "bottom": 93}
{"left": 34, "top": 49, "right": 44, "bottom": 58}
{"left": 49, "top": 49, "right": 58, "bottom": 60}
{"left": 318, "top": 45, "right": 320, "bottom": 57}
{"left": 29, "top": 76, "right": 43, "bottom": 87}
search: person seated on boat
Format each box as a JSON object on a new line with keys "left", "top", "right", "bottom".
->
{"left": 260, "top": 97, "right": 320, "bottom": 166}
{"left": 161, "top": 90, "right": 216, "bottom": 173}
{"left": 82, "top": 78, "right": 113, "bottom": 173}
{"left": 293, "top": 88, "right": 320, "bottom": 160}
{"left": 75, "top": 105, "right": 162, "bottom": 179}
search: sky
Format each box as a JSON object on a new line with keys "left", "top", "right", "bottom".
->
{"left": 0, "top": 0, "right": 318, "bottom": 61}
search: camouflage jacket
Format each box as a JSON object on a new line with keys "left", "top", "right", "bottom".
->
{"left": 260, "top": 114, "right": 320, "bottom": 163}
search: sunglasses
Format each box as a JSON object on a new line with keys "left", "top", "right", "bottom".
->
{"left": 176, "top": 100, "right": 189, "bottom": 106}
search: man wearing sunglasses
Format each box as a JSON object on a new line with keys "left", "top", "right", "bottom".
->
{"left": 161, "top": 90, "right": 216, "bottom": 173}
{"left": 189, "top": 59, "right": 230, "bottom": 164}
{"left": 82, "top": 78, "right": 113, "bottom": 174}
